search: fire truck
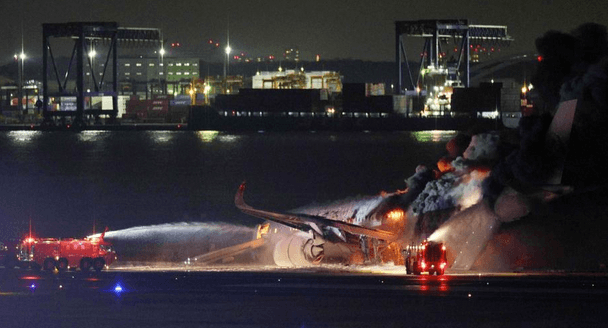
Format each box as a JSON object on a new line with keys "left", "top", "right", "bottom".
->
{"left": 17, "top": 233, "right": 116, "bottom": 272}
{"left": 403, "top": 240, "right": 448, "bottom": 275}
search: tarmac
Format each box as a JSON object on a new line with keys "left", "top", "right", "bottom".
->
{"left": 1, "top": 265, "right": 607, "bottom": 327}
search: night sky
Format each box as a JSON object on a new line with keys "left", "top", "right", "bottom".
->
{"left": 1, "top": 0, "right": 606, "bottom": 65}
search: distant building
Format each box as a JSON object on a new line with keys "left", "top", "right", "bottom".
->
{"left": 164, "top": 58, "right": 199, "bottom": 82}
{"left": 86, "top": 57, "right": 201, "bottom": 96}
{"left": 164, "top": 58, "right": 200, "bottom": 95}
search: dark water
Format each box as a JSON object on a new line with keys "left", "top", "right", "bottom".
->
{"left": 0, "top": 130, "right": 455, "bottom": 239}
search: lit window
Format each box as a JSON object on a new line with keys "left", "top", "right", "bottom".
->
{"left": 168, "top": 63, "right": 173, "bottom": 66}
{"left": 168, "top": 72, "right": 173, "bottom": 75}
{"left": 136, "top": 63, "right": 142, "bottom": 67}
{"left": 149, "top": 63, "right": 155, "bottom": 66}
{"left": 176, "top": 63, "right": 182, "bottom": 66}
{"left": 125, "top": 63, "right": 131, "bottom": 67}
{"left": 176, "top": 72, "right": 182, "bottom": 75}
{"left": 125, "top": 72, "right": 130, "bottom": 75}
{"left": 184, "top": 63, "right": 190, "bottom": 66}
{"left": 86, "top": 72, "right": 90, "bottom": 76}
{"left": 136, "top": 72, "right": 142, "bottom": 75}
{"left": 160, "top": 63, "right": 164, "bottom": 66}
{"left": 193, "top": 63, "right": 198, "bottom": 66}
{"left": 184, "top": 72, "right": 190, "bottom": 75}
{"left": 193, "top": 72, "right": 198, "bottom": 75}
{"left": 159, "top": 72, "right": 164, "bottom": 75}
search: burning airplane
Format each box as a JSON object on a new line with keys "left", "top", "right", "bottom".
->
{"left": 236, "top": 23, "right": 608, "bottom": 271}
{"left": 95, "top": 23, "right": 606, "bottom": 272}
{"left": 234, "top": 99, "right": 574, "bottom": 270}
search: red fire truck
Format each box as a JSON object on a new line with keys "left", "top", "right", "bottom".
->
{"left": 17, "top": 233, "right": 116, "bottom": 272}
{"left": 404, "top": 240, "right": 448, "bottom": 275}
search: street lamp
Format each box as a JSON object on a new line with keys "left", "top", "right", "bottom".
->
{"left": 158, "top": 47, "right": 165, "bottom": 94}
{"left": 16, "top": 52, "right": 26, "bottom": 114}
{"left": 88, "top": 50, "right": 96, "bottom": 92}
{"left": 223, "top": 45, "right": 231, "bottom": 94}
{"left": 224, "top": 45, "right": 231, "bottom": 77}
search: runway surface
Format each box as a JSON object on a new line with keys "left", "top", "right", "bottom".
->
{"left": 1, "top": 265, "right": 607, "bottom": 328}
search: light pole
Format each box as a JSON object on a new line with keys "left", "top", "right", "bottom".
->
{"left": 88, "top": 49, "right": 96, "bottom": 93}
{"left": 159, "top": 47, "right": 165, "bottom": 95}
{"left": 14, "top": 54, "right": 19, "bottom": 110}
{"left": 16, "top": 52, "right": 26, "bottom": 115}
{"left": 224, "top": 45, "right": 231, "bottom": 93}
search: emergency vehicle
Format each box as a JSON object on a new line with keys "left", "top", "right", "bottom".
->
{"left": 17, "top": 233, "right": 116, "bottom": 272}
{"left": 403, "top": 240, "right": 448, "bottom": 275}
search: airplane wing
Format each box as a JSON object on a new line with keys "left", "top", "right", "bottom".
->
{"left": 235, "top": 182, "right": 397, "bottom": 241}
{"left": 192, "top": 238, "right": 266, "bottom": 265}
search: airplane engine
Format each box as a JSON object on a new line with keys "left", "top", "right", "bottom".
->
{"left": 273, "top": 232, "right": 324, "bottom": 266}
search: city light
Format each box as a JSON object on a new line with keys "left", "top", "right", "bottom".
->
{"left": 225, "top": 45, "right": 231, "bottom": 55}
{"left": 88, "top": 50, "right": 96, "bottom": 58}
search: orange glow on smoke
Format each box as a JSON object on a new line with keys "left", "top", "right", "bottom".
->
{"left": 437, "top": 156, "right": 455, "bottom": 173}
{"left": 386, "top": 209, "right": 405, "bottom": 222}
{"left": 381, "top": 209, "right": 407, "bottom": 235}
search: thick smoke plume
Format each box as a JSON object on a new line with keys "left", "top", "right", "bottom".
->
{"left": 413, "top": 22, "right": 608, "bottom": 271}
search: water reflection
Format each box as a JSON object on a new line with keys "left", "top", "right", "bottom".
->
{"left": 197, "top": 131, "right": 219, "bottom": 143}
{"left": 78, "top": 130, "right": 110, "bottom": 142}
{"left": 217, "top": 134, "right": 241, "bottom": 143}
{"left": 147, "top": 131, "right": 174, "bottom": 143}
{"left": 7, "top": 131, "right": 40, "bottom": 144}
{"left": 412, "top": 130, "right": 457, "bottom": 143}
